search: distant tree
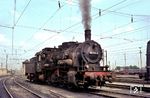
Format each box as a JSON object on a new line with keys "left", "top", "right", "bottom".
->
{"left": 129, "top": 65, "right": 139, "bottom": 69}
{"left": 115, "top": 65, "right": 139, "bottom": 70}
{"left": 115, "top": 66, "right": 121, "bottom": 70}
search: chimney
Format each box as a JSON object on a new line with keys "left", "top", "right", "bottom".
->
{"left": 85, "top": 29, "right": 91, "bottom": 41}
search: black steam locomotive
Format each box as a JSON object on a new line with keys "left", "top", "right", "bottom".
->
{"left": 139, "top": 40, "right": 150, "bottom": 81}
{"left": 23, "top": 30, "right": 112, "bottom": 88}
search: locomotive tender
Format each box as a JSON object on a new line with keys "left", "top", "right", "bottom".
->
{"left": 23, "top": 30, "right": 112, "bottom": 88}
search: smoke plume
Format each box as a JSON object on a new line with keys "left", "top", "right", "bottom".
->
{"left": 79, "top": 0, "right": 91, "bottom": 30}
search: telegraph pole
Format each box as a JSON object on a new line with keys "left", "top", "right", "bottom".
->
{"left": 105, "top": 50, "right": 108, "bottom": 65}
{"left": 115, "top": 60, "right": 116, "bottom": 70}
{"left": 124, "top": 53, "right": 127, "bottom": 74}
{"left": 1, "top": 63, "right": 2, "bottom": 68}
{"left": 139, "top": 47, "right": 142, "bottom": 69}
{"left": 124, "top": 53, "right": 127, "bottom": 67}
{"left": 102, "top": 49, "right": 105, "bottom": 66}
{"left": 6, "top": 54, "right": 8, "bottom": 72}
{"left": 4, "top": 50, "right": 8, "bottom": 72}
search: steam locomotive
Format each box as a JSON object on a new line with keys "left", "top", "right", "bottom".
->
{"left": 139, "top": 40, "right": 150, "bottom": 80}
{"left": 23, "top": 30, "right": 112, "bottom": 88}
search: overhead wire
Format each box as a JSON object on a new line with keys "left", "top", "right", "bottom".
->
{"left": 104, "top": 37, "right": 149, "bottom": 48}
{"left": 96, "top": 25, "right": 149, "bottom": 44}
{"left": 107, "top": 24, "right": 150, "bottom": 37}
{"left": 15, "top": 0, "right": 32, "bottom": 26}
{"left": 3, "top": 0, "right": 147, "bottom": 66}
{"left": 14, "top": 13, "right": 149, "bottom": 45}
{"left": 61, "top": 0, "right": 145, "bottom": 37}
{"left": 109, "top": 47, "right": 143, "bottom": 52}
{"left": 108, "top": 48, "right": 146, "bottom": 56}
{"left": 15, "top": 10, "right": 149, "bottom": 39}
{"left": 101, "top": 0, "right": 128, "bottom": 11}
{"left": 14, "top": 0, "right": 145, "bottom": 35}
{"left": 19, "top": 1, "right": 66, "bottom": 49}
{"left": 15, "top": 25, "right": 61, "bottom": 33}
{"left": 14, "top": 1, "right": 147, "bottom": 31}
{"left": 20, "top": 0, "right": 148, "bottom": 59}
{"left": 10, "top": 0, "right": 32, "bottom": 55}
{"left": 63, "top": 1, "right": 148, "bottom": 41}
{"left": 26, "top": 0, "right": 128, "bottom": 52}
{"left": 95, "top": 17, "right": 146, "bottom": 37}
{"left": 0, "top": 25, "right": 12, "bottom": 29}
{"left": 61, "top": 18, "right": 148, "bottom": 40}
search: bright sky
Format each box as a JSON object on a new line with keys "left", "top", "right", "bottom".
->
{"left": 0, "top": 0, "right": 150, "bottom": 70}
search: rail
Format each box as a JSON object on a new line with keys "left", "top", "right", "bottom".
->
{"left": 3, "top": 78, "right": 14, "bottom": 98}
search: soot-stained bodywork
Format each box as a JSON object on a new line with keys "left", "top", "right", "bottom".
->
{"left": 24, "top": 30, "right": 112, "bottom": 88}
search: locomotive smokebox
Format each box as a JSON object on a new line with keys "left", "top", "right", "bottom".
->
{"left": 85, "top": 29, "right": 91, "bottom": 41}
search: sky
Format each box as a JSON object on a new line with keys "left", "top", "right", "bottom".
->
{"left": 0, "top": 0, "right": 150, "bottom": 70}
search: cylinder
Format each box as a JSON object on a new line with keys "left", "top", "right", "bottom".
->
{"left": 85, "top": 29, "right": 91, "bottom": 41}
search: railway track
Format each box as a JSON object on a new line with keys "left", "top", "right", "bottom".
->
{"left": 13, "top": 79, "right": 43, "bottom": 98}
{"left": 15, "top": 75, "right": 150, "bottom": 98}
{"left": 49, "top": 89, "right": 67, "bottom": 98}
{"left": 3, "top": 76, "right": 136, "bottom": 98}
{"left": 3, "top": 77, "right": 13, "bottom": 98}
{"left": 14, "top": 76, "right": 68, "bottom": 98}
{"left": 3, "top": 77, "right": 44, "bottom": 98}
{"left": 15, "top": 76, "right": 107, "bottom": 98}
{"left": 89, "top": 91, "right": 130, "bottom": 98}
{"left": 88, "top": 86, "right": 150, "bottom": 98}
{"left": 90, "top": 91, "right": 141, "bottom": 98}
